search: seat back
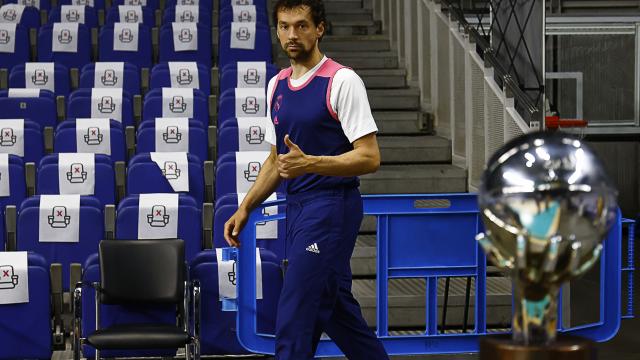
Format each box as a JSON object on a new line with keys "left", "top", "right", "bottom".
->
{"left": 80, "top": 62, "right": 141, "bottom": 95}
{"left": 0, "top": 155, "right": 27, "bottom": 211}
{"left": 111, "top": 0, "right": 160, "bottom": 10}
{"left": 142, "top": 87, "right": 209, "bottom": 126}
{"left": 57, "top": 0, "right": 107, "bottom": 11}
{"left": 3, "top": 0, "right": 52, "bottom": 11}
{"left": 218, "top": 23, "right": 271, "bottom": 69}
{"left": 54, "top": 119, "right": 127, "bottom": 162}
{"left": 0, "top": 24, "right": 30, "bottom": 73}
{"left": 220, "top": 61, "right": 279, "bottom": 93}
{"left": 9, "top": 62, "right": 71, "bottom": 97}
{"left": 0, "top": 4, "right": 41, "bottom": 30}
{"left": 99, "top": 239, "right": 185, "bottom": 304}
{"left": 67, "top": 88, "right": 135, "bottom": 127}
{"left": 214, "top": 150, "right": 271, "bottom": 199}
{"left": 217, "top": 118, "right": 272, "bottom": 158}
{"left": 162, "top": 6, "right": 212, "bottom": 27}
{"left": 218, "top": 5, "right": 268, "bottom": 26}
{"left": 137, "top": 118, "right": 208, "bottom": 163}
{"left": 217, "top": 87, "right": 267, "bottom": 124}
{"left": 0, "top": 89, "right": 58, "bottom": 128}
{"left": 149, "top": 62, "right": 211, "bottom": 95}
{"left": 158, "top": 22, "right": 212, "bottom": 67}
{"left": 105, "top": 5, "right": 155, "bottom": 25}
{"left": 99, "top": 23, "right": 153, "bottom": 69}
{"left": 0, "top": 118, "right": 44, "bottom": 164}
{"left": 48, "top": 5, "right": 99, "bottom": 28}
{"left": 37, "top": 23, "right": 91, "bottom": 69}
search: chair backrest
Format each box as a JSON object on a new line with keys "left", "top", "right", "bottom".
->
{"left": 54, "top": 119, "right": 127, "bottom": 162}
{"left": 37, "top": 23, "right": 91, "bottom": 69}
{"left": 37, "top": 153, "right": 116, "bottom": 206}
{"left": 67, "top": 88, "right": 135, "bottom": 127}
{"left": 218, "top": 22, "right": 271, "bottom": 69}
{"left": 9, "top": 62, "right": 71, "bottom": 97}
{"left": 0, "top": 24, "right": 30, "bottom": 73}
{"left": 99, "top": 23, "right": 153, "bottom": 69}
{"left": 99, "top": 239, "right": 185, "bottom": 304}
{"left": 165, "top": 0, "right": 213, "bottom": 11}
{"left": 116, "top": 194, "right": 202, "bottom": 261}
{"left": 111, "top": 0, "right": 160, "bottom": 11}
{"left": 105, "top": 5, "right": 155, "bottom": 25}
{"left": 137, "top": 118, "right": 208, "bottom": 163}
{"left": 0, "top": 252, "right": 52, "bottom": 360}
{"left": 80, "top": 62, "right": 141, "bottom": 95}
{"left": 17, "top": 195, "right": 104, "bottom": 290}
{"left": 158, "top": 22, "right": 212, "bottom": 67}
{"left": 127, "top": 152, "right": 205, "bottom": 205}
{"left": 3, "top": 0, "right": 52, "bottom": 11}
{"left": 0, "top": 4, "right": 41, "bottom": 29}
{"left": 0, "top": 118, "right": 44, "bottom": 164}
{"left": 57, "top": 0, "right": 107, "bottom": 11}
{"left": 217, "top": 119, "right": 272, "bottom": 158}
{"left": 220, "top": 61, "right": 279, "bottom": 93}
{"left": 48, "top": 5, "right": 99, "bottom": 28}
{"left": 0, "top": 155, "right": 27, "bottom": 211}
{"left": 214, "top": 150, "right": 271, "bottom": 199}
{"left": 162, "top": 6, "right": 212, "bottom": 27}
{"left": 217, "top": 87, "right": 267, "bottom": 124}
{"left": 0, "top": 89, "right": 58, "bottom": 128}
{"left": 142, "top": 87, "right": 209, "bottom": 127}
{"left": 149, "top": 62, "right": 211, "bottom": 95}
{"left": 219, "top": 0, "right": 266, "bottom": 12}
{"left": 218, "top": 5, "right": 268, "bottom": 26}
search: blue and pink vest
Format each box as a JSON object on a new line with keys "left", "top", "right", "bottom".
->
{"left": 269, "top": 58, "right": 358, "bottom": 194}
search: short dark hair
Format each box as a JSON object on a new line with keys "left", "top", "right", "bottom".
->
{"left": 272, "top": 0, "right": 327, "bottom": 27}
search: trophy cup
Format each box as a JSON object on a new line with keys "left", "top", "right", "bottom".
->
{"left": 476, "top": 131, "right": 618, "bottom": 359}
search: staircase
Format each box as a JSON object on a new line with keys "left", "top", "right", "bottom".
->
{"left": 274, "top": 0, "right": 511, "bottom": 335}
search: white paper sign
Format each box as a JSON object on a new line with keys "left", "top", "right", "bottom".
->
{"left": 91, "top": 88, "right": 123, "bottom": 121}
{"left": 38, "top": 194, "right": 81, "bottom": 243}
{"left": 234, "top": 151, "right": 269, "bottom": 193}
{"left": 58, "top": 153, "right": 95, "bottom": 196}
{"left": 0, "top": 5, "right": 25, "bottom": 24}
{"left": 75, "top": 118, "right": 112, "bottom": 155}
{"left": 175, "top": 5, "right": 199, "bottom": 23}
{"left": 230, "top": 21, "right": 255, "bottom": 50}
{"left": 0, "top": 153, "right": 10, "bottom": 197}
{"left": 124, "top": 0, "right": 147, "bottom": 6}
{"left": 232, "top": 5, "right": 256, "bottom": 22}
{"left": 235, "top": 88, "right": 265, "bottom": 117}
{"left": 237, "top": 61, "right": 266, "bottom": 88}
{"left": 60, "top": 5, "right": 86, "bottom": 24}
{"left": 0, "top": 23, "right": 17, "bottom": 53}
{"left": 150, "top": 151, "right": 189, "bottom": 192}
{"left": 236, "top": 117, "right": 271, "bottom": 151}
{"left": 154, "top": 117, "right": 189, "bottom": 153}
{"left": 113, "top": 22, "right": 139, "bottom": 52}
{"left": 168, "top": 61, "right": 200, "bottom": 89}
{"left": 216, "top": 248, "right": 262, "bottom": 300}
{"left": 162, "top": 87, "right": 193, "bottom": 118}
{"left": 73, "top": 0, "right": 94, "bottom": 7}
{"left": 8, "top": 88, "right": 40, "bottom": 98}
{"left": 19, "top": 0, "right": 40, "bottom": 9}
{"left": 0, "top": 119, "right": 24, "bottom": 157}
{"left": 118, "top": 5, "right": 143, "bottom": 23}
{"left": 232, "top": 0, "right": 253, "bottom": 5}
{"left": 93, "top": 62, "right": 124, "bottom": 88}
{"left": 25, "top": 62, "right": 55, "bottom": 92}
{"left": 0, "top": 251, "right": 29, "bottom": 304}
{"left": 52, "top": 22, "right": 79, "bottom": 53}
{"left": 238, "top": 192, "right": 277, "bottom": 239}
{"left": 137, "top": 193, "right": 179, "bottom": 239}
{"left": 172, "top": 22, "right": 197, "bottom": 52}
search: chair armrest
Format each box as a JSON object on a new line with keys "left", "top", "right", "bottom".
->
{"left": 192, "top": 280, "right": 201, "bottom": 339}
{"left": 72, "top": 282, "right": 83, "bottom": 360}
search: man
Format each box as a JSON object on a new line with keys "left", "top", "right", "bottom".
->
{"left": 224, "top": 1, "right": 389, "bottom": 358}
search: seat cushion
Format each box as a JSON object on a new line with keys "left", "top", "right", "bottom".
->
{"left": 86, "top": 323, "right": 189, "bottom": 349}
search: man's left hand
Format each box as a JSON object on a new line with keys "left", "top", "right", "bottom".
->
{"left": 278, "top": 134, "right": 314, "bottom": 179}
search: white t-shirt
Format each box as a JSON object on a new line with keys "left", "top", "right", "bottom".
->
{"left": 264, "top": 56, "right": 378, "bottom": 145}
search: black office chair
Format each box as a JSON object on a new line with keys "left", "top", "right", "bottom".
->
{"left": 73, "top": 239, "right": 200, "bottom": 360}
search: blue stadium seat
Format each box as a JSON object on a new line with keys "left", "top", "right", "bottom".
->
{"left": 164, "top": 0, "right": 213, "bottom": 10}
{"left": 0, "top": 154, "right": 27, "bottom": 211}
{"left": 37, "top": 23, "right": 91, "bottom": 69}
{"left": 220, "top": 61, "right": 279, "bottom": 93}
{"left": 105, "top": 5, "right": 155, "bottom": 25}
{"left": 215, "top": 151, "right": 281, "bottom": 198}
{"left": 218, "top": 5, "right": 268, "bottom": 26}
{"left": 115, "top": 193, "right": 202, "bottom": 261}
{"left": 127, "top": 152, "right": 205, "bottom": 205}
{"left": 0, "top": 119, "right": 44, "bottom": 164}
{"left": 99, "top": 23, "right": 153, "bottom": 69}
{"left": 80, "top": 62, "right": 141, "bottom": 96}
{"left": 218, "top": 0, "right": 267, "bottom": 11}
{"left": 54, "top": 119, "right": 127, "bottom": 162}
{"left": 0, "top": 253, "right": 52, "bottom": 360}
{"left": 162, "top": 6, "right": 212, "bottom": 27}
{"left": 149, "top": 62, "right": 212, "bottom": 95}
{"left": 9, "top": 63, "right": 71, "bottom": 97}
{"left": 158, "top": 22, "right": 212, "bottom": 67}
{"left": 17, "top": 195, "right": 104, "bottom": 290}
{"left": 67, "top": 88, "right": 135, "bottom": 128}
{"left": 3, "top": 0, "right": 52, "bottom": 11}
{"left": 37, "top": 153, "right": 116, "bottom": 206}
{"left": 218, "top": 22, "right": 272, "bottom": 69}
{"left": 136, "top": 119, "right": 209, "bottom": 163}
{"left": 48, "top": 5, "right": 98, "bottom": 28}
{"left": 0, "top": 24, "right": 30, "bottom": 73}
{"left": 0, "top": 4, "right": 41, "bottom": 30}
{"left": 0, "top": 89, "right": 57, "bottom": 129}
{"left": 217, "top": 119, "right": 272, "bottom": 158}
{"left": 57, "top": 0, "right": 106, "bottom": 11}
{"left": 217, "top": 87, "right": 267, "bottom": 124}
{"left": 142, "top": 87, "right": 209, "bottom": 126}
{"left": 111, "top": 0, "right": 160, "bottom": 10}
{"left": 190, "top": 252, "right": 281, "bottom": 355}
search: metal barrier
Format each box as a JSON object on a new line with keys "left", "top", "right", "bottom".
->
{"left": 234, "top": 194, "right": 634, "bottom": 356}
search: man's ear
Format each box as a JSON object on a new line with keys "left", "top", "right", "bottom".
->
{"left": 316, "top": 21, "right": 325, "bottom": 39}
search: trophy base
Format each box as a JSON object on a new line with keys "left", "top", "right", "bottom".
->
{"left": 480, "top": 334, "right": 596, "bottom": 360}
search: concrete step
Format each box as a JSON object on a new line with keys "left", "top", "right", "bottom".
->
{"left": 326, "top": 8, "right": 375, "bottom": 22}
{"left": 328, "top": 20, "right": 381, "bottom": 36}
{"left": 378, "top": 136, "right": 452, "bottom": 164}
{"left": 359, "top": 68, "right": 406, "bottom": 89}
{"left": 369, "top": 88, "right": 420, "bottom": 110}
{"left": 325, "top": 0, "right": 365, "bottom": 11}
{"left": 351, "top": 234, "right": 376, "bottom": 276}
{"left": 360, "top": 164, "right": 468, "bottom": 194}
{"left": 374, "top": 111, "right": 426, "bottom": 134}
{"left": 320, "top": 35, "right": 391, "bottom": 52}
{"left": 353, "top": 277, "right": 512, "bottom": 328}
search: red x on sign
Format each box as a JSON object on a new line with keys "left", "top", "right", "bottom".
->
{"left": 74, "top": 166, "right": 81, "bottom": 173}
{"left": 155, "top": 210, "right": 162, "bottom": 216}
{"left": 4, "top": 130, "right": 10, "bottom": 137}
{"left": 251, "top": 165, "right": 258, "bottom": 171}
{"left": 56, "top": 210, "right": 63, "bottom": 216}
{"left": 91, "top": 129, "right": 97, "bottom": 135}
{"left": 168, "top": 164, "right": 174, "bottom": 170}
{"left": 252, "top": 129, "right": 258, "bottom": 135}
{"left": 2, "top": 270, "right": 8, "bottom": 277}
{"left": 175, "top": 98, "right": 182, "bottom": 105}
{"left": 170, "top": 128, "right": 176, "bottom": 134}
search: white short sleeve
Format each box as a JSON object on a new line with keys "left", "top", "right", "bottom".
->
{"left": 331, "top": 69, "right": 378, "bottom": 143}
{"left": 264, "top": 75, "right": 277, "bottom": 145}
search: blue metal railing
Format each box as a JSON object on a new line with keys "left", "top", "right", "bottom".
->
{"left": 234, "top": 193, "right": 634, "bottom": 356}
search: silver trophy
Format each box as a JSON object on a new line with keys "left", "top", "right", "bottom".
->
{"left": 476, "top": 131, "right": 617, "bottom": 353}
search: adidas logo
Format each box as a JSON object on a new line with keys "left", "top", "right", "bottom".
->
{"left": 306, "top": 243, "right": 320, "bottom": 254}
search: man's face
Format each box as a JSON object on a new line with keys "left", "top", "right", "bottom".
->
{"left": 276, "top": 6, "right": 324, "bottom": 62}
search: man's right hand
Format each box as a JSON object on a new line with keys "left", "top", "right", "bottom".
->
{"left": 224, "top": 207, "right": 249, "bottom": 247}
